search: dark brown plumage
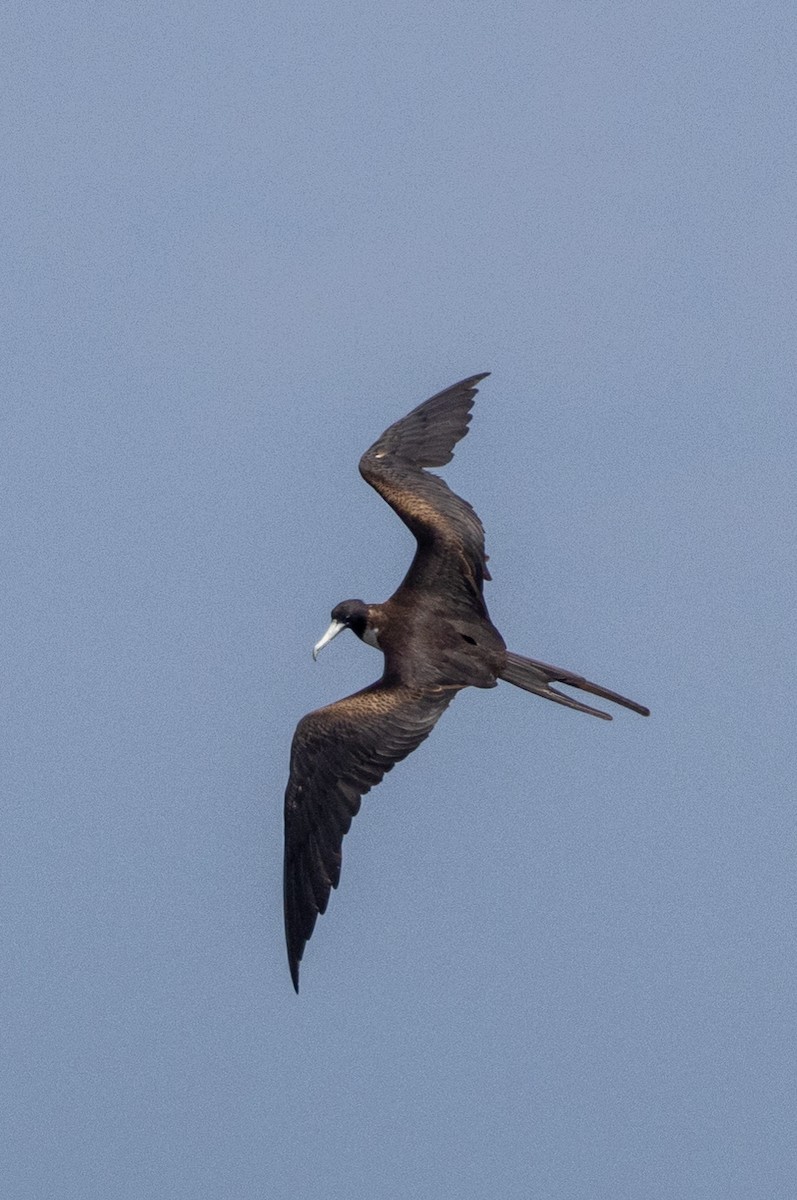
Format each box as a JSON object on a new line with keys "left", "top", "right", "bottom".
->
{"left": 284, "top": 374, "right": 648, "bottom": 991}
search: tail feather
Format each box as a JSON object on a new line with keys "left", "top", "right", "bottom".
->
{"left": 498, "top": 651, "right": 650, "bottom": 721}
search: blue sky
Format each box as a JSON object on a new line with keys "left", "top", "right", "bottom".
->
{"left": 3, "top": 2, "right": 795, "bottom": 1197}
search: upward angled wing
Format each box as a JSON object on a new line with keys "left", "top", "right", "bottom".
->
{"left": 284, "top": 681, "right": 454, "bottom": 991}
{"left": 358, "top": 374, "right": 492, "bottom": 613}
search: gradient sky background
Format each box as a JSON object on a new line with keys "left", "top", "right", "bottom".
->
{"left": 3, "top": 2, "right": 795, "bottom": 1197}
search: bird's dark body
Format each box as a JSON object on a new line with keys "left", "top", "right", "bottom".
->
{"left": 369, "top": 592, "right": 505, "bottom": 690}
{"left": 283, "top": 374, "right": 648, "bottom": 991}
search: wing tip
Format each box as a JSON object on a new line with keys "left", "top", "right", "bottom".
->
{"left": 288, "top": 950, "right": 301, "bottom": 993}
{"left": 437, "top": 370, "right": 490, "bottom": 399}
{"left": 459, "top": 370, "right": 490, "bottom": 389}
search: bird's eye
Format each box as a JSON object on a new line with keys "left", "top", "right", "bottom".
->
{"left": 460, "top": 634, "right": 477, "bottom": 645}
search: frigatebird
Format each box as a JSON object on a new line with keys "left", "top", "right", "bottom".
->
{"left": 284, "top": 374, "right": 648, "bottom": 991}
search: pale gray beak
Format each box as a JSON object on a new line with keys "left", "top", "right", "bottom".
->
{"left": 312, "top": 619, "right": 346, "bottom": 661}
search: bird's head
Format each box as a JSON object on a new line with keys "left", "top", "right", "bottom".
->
{"left": 312, "top": 599, "right": 371, "bottom": 660}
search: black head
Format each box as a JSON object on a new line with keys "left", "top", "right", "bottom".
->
{"left": 330, "top": 599, "right": 369, "bottom": 639}
{"left": 313, "top": 599, "right": 370, "bottom": 660}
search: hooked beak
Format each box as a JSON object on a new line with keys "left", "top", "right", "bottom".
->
{"left": 312, "top": 619, "right": 346, "bottom": 661}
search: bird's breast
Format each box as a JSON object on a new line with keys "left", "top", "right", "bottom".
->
{"left": 362, "top": 625, "right": 382, "bottom": 650}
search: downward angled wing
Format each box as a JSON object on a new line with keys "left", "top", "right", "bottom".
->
{"left": 359, "top": 374, "right": 492, "bottom": 612}
{"left": 284, "top": 682, "right": 454, "bottom": 991}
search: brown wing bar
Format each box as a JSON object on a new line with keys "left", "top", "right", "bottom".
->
{"left": 359, "top": 374, "right": 492, "bottom": 609}
{"left": 284, "top": 682, "right": 455, "bottom": 991}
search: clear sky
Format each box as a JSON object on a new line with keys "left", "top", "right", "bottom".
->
{"left": 3, "top": 2, "right": 795, "bottom": 1197}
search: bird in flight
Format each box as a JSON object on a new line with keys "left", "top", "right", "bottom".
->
{"left": 283, "top": 374, "right": 648, "bottom": 991}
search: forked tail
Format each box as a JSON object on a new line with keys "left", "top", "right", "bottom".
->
{"left": 498, "top": 651, "right": 650, "bottom": 721}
